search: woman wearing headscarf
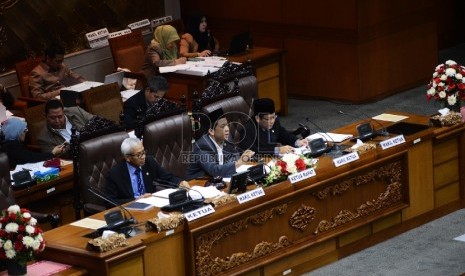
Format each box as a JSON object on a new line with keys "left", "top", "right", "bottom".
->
{"left": 0, "top": 118, "right": 65, "bottom": 168}
{"left": 180, "top": 12, "right": 219, "bottom": 58}
{"left": 141, "top": 25, "right": 186, "bottom": 79}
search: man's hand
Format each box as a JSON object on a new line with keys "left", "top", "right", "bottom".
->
{"left": 296, "top": 139, "right": 309, "bottom": 147}
{"left": 279, "top": 145, "right": 295, "bottom": 154}
{"left": 179, "top": 181, "right": 190, "bottom": 189}
{"left": 236, "top": 150, "right": 255, "bottom": 167}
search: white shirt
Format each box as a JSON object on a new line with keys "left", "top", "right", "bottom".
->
{"left": 209, "top": 136, "right": 224, "bottom": 165}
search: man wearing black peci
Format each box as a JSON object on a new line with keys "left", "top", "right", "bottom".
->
{"left": 105, "top": 137, "right": 189, "bottom": 206}
{"left": 239, "top": 98, "right": 308, "bottom": 155}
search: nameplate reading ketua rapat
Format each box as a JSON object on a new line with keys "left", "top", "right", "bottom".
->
{"left": 288, "top": 168, "right": 316, "bottom": 184}
{"left": 379, "top": 135, "right": 406, "bottom": 150}
{"left": 184, "top": 205, "right": 215, "bottom": 222}
{"left": 237, "top": 187, "right": 265, "bottom": 204}
{"left": 333, "top": 152, "right": 360, "bottom": 167}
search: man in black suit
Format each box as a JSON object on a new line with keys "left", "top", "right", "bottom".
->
{"left": 186, "top": 108, "right": 254, "bottom": 180}
{"left": 239, "top": 98, "right": 308, "bottom": 155}
{"left": 123, "top": 75, "right": 169, "bottom": 129}
{"left": 105, "top": 137, "right": 189, "bottom": 205}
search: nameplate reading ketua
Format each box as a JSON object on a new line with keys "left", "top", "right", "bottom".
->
{"left": 184, "top": 205, "right": 215, "bottom": 222}
{"left": 237, "top": 187, "right": 265, "bottom": 204}
{"left": 288, "top": 168, "right": 316, "bottom": 184}
{"left": 379, "top": 135, "right": 406, "bottom": 150}
{"left": 333, "top": 152, "right": 360, "bottom": 167}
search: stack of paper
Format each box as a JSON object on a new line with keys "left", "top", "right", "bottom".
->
{"left": 306, "top": 132, "right": 353, "bottom": 143}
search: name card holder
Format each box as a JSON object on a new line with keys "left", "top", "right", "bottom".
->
{"left": 184, "top": 205, "right": 215, "bottom": 222}
{"left": 333, "top": 152, "right": 360, "bottom": 167}
{"left": 151, "top": 15, "right": 173, "bottom": 29}
{"left": 108, "top": 29, "right": 132, "bottom": 39}
{"left": 237, "top": 187, "right": 265, "bottom": 204}
{"left": 85, "top": 28, "right": 109, "bottom": 49}
{"left": 380, "top": 135, "right": 406, "bottom": 150}
{"left": 128, "top": 19, "right": 151, "bottom": 35}
{"left": 288, "top": 168, "right": 316, "bottom": 184}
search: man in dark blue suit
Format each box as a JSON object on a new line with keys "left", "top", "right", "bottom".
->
{"left": 105, "top": 137, "right": 189, "bottom": 205}
{"left": 186, "top": 108, "right": 254, "bottom": 180}
{"left": 122, "top": 75, "right": 169, "bottom": 129}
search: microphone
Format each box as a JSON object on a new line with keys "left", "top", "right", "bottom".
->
{"left": 87, "top": 186, "right": 137, "bottom": 234}
{"left": 337, "top": 110, "right": 389, "bottom": 140}
{"left": 292, "top": 123, "right": 311, "bottom": 140}
{"left": 305, "top": 117, "right": 343, "bottom": 157}
{"left": 154, "top": 180, "right": 205, "bottom": 213}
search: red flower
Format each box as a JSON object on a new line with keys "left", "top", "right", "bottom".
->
{"left": 276, "top": 160, "right": 287, "bottom": 174}
{"left": 295, "top": 158, "right": 307, "bottom": 171}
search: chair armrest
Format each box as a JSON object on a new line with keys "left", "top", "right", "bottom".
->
{"left": 30, "top": 211, "right": 60, "bottom": 228}
{"left": 17, "top": 96, "right": 46, "bottom": 107}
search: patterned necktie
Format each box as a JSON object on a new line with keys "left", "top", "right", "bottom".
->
{"left": 134, "top": 168, "right": 145, "bottom": 196}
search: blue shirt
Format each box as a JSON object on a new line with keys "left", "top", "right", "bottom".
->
{"left": 126, "top": 163, "right": 145, "bottom": 197}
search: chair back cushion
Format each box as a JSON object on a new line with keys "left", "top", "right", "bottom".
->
{"left": 228, "top": 76, "right": 257, "bottom": 112}
{"left": 143, "top": 113, "right": 192, "bottom": 178}
{"left": 78, "top": 131, "right": 129, "bottom": 207}
{"left": 82, "top": 83, "right": 123, "bottom": 123}
{"left": 0, "top": 153, "right": 16, "bottom": 209}
{"left": 201, "top": 96, "right": 250, "bottom": 144}
{"left": 108, "top": 30, "right": 146, "bottom": 72}
{"left": 15, "top": 58, "right": 42, "bottom": 97}
{"left": 23, "top": 104, "right": 46, "bottom": 148}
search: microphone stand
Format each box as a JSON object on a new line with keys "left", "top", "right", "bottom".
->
{"left": 154, "top": 181, "right": 205, "bottom": 213}
{"left": 305, "top": 117, "right": 344, "bottom": 156}
{"left": 338, "top": 110, "right": 389, "bottom": 137}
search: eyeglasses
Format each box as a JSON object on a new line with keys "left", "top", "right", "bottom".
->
{"left": 128, "top": 150, "right": 146, "bottom": 159}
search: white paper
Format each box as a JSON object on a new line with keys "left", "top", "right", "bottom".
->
{"left": 306, "top": 132, "right": 353, "bottom": 143}
{"left": 236, "top": 165, "right": 253, "bottom": 173}
{"left": 188, "top": 185, "right": 224, "bottom": 199}
{"left": 120, "top": 89, "right": 139, "bottom": 102}
{"left": 372, "top": 113, "right": 409, "bottom": 122}
{"left": 453, "top": 233, "right": 465, "bottom": 242}
{"left": 70, "top": 218, "right": 107, "bottom": 229}
{"left": 158, "top": 64, "right": 191, "bottom": 73}
{"left": 0, "top": 103, "right": 6, "bottom": 122}
{"left": 63, "top": 81, "right": 103, "bottom": 92}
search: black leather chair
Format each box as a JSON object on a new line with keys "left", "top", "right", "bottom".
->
{"left": 0, "top": 153, "right": 60, "bottom": 228}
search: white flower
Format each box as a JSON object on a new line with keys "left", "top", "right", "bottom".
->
{"left": 22, "top": 236, "right": 34, "bottom": 248}
{"left": 440, "top": 74, "right": 448, "bottom": 81}
{"left": 36, "top": 234, "right": 43, "bottom": 242}
{"left": 22, "top": 212, "right": 31, "bottom": 219}
{"left": 456, "top": 73, "right": 463, "bottom": 79}
{"left": 5, "top": 222, "right": 19, "bottom": 233}
{"left": 448, "top": 94, "right": 457, "bottom": 105}
{"left": 446, "top": 68, "right": 456, "bottom": 77}
{"left": 29, "top": 217, "right": 37, "bottom": 226}
{"left": 3, "top": 240, "right": 12, "bottom": 250}
{"left": 439, "top": 91, "right": 447, "bottom": 98}
{"left": 5, "top": 249, "right": 16, "bottom": 259}
{"left": 438, "top": 82, "right": 445, "bottom": 87}
{"left": 7, "top": 205, "right": 20, "bottom": 214}
{"left": 433, "top": 72, "right": 438, "bottom": 77}
{"left": 427, "top": 87, "right": 436, "bottom": 95}
{"left": 445, "top": 60, "right": 457, "bottom": 65}
{"left": 32, "top": 238, "right": 41, "bottom": 250}
{"left": 25, "top": 225, "right": 35, "bottom": 234}
{"left": 435, "top": 63, "right": 444, "bottom": 70}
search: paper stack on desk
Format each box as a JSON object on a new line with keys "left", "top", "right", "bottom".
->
{"left": 306, "top": 132, "right": 353, "bottom": 143}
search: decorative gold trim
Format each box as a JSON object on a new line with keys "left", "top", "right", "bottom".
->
{"left": 146, "top": 212, "right": 184, "bottom": 232}
{"left": 206, "top": 194, "right": 237, "bottom": 207}
{"left": 87, "top": 233, "right": 128, "bottom": 252}
{"left": 289, "top": 204, "right": 316, "bottom": 231}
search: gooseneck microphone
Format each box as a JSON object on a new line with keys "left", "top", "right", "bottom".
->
{"left": 337, "top": 110, "right": 389, "bottom": 139}
{"left": 154, "top": 180, "right": 205, "bottom": 213}
{"left": 305, "top": 117, "right": 344, "bottom": 157}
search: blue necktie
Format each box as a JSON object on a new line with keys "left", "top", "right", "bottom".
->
{"left": 134, "top": 168, "right": 145, "bottom": 196}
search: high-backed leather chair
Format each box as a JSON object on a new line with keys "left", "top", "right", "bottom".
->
{"left": 228, "top": 76, "right": 258, "bottom": 114}
{"left": 22, "top": 103, "right": 46, "bottom": 150}
{"left": 0, "top": 153, "right": 59, "bottom": 228}
{"left": 108, "top": 30, "right": 145, "bottom": 73}
{"left": 14, "top": 57, "right": 45, "bottom": 107}
{"left": 82, "top": 83, "right": 123, "bottom": 123}
{"left": 143, "top": 113, "right": 192, "bottom": 179}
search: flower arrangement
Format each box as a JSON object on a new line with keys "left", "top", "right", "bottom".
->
{"left": 0, "top": 205, "right": 45, "bottom": 267}
{"left": 426, "top": 60, "right": 465, "bottom": 108}
{"left": 264, "top": 153, "right": 316, "bottom": 186}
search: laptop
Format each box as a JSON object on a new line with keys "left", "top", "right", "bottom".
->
{"left": 216, "top": 31, "right": 250, "bottom": 56}
{"left": 104, "top": 71, "right": 125, "bottom": 88}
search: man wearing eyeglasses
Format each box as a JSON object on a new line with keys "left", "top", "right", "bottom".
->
{"left": 105, "top": 137, "right": 189, "bottom": 205}
{"left": 123, "top": 75, "right": 169, "bottom": 129}
{"left": 239, "top": 98, "right": 308, "bottom": 155}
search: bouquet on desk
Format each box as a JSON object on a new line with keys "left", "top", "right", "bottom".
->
{"left": 264, "top": 153, "right": 316, "bottom": 186}
{"left": 0, "top": 205, "right": 45, "bottom": 266}
{"left": 426, "top": 60, "right": 465, "bottom": 108}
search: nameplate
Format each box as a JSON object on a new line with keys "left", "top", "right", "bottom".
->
{"left": 128, "top": 19, "right": 151, "bottom": 35}
{"left": 151, "top": 15, "right": 173, "bottom": 28}
{"left": 85, "top": 28, "right": 109, "bottom": 48}
{"left": 288, "top": 168, "right": 316, "bottom": 184}
{"left": 379, "top": 135, "right": 406, "bottom": 150}
{"left": 108, "top": 29, "right": 132, "bottom": 39}
{"left": 237, "top": 187, "right": 265, "bottom": 204}
{"left": 333, "top": 152, "right": 360, "bottom": 167}
{"left": 184, "top": 205, "right": 215, "bottom": 222}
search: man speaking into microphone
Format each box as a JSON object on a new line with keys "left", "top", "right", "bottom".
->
{"left": 105, "top": 137, "right": 189, "bottom": 206}
{"left": 239, "top": 98, "right": 308, "bottom": 155}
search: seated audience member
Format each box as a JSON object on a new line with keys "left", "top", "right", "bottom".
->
{"left": 180, "top": 12, "right": 219, "bottom": 58}
{"left": 186, "top": 108, "right": 254, "bottom": 180}
{"left": 239, "top": 98, "right": 308, "bottom": 155}
{"left": 123, "top": 75, "right": 169, "bottom": 129}
{"left": 29, "top": 43, "right": 85, "bottom": 100}
{"left": 0, "top": 118, "right": 65, "bottom": 168}
{"left": 105, "top": 137, "right": 190, "bottom": 205}
{"left": 38, "top": 99, "right": 94, "bottom": 158}
{"left": 0, "top": 84, "right": 15, "bottom": 110}
{"left": 141, "top": 25, "right": 186, "bottom": 79}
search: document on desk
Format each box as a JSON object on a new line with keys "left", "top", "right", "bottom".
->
{"left": 372, "top": 113, "right": 408, "bottom": 122}
{"left": 120, "top": 89, "right": 138, "bottom": 102}
{"left": 158, "top": 64, "right": 191, "bottom": 73}
{"left": 70, "top": 217, "right": 107, "bottom": 229}
{"left": 306, "top": 132, "right": 353, "bottom": 143}
{"left": 62, "top": 81, "right": 103, "bottom": 92}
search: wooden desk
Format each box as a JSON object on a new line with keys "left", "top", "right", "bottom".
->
{"left": 40, "top": 113, "right": 465, "bottom": 275}
{"left": 164, "top": 47, "right": 288, "bottom": 115}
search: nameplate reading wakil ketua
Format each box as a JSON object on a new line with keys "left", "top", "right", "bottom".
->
{"left": 184, "top": 205, "right": 215, "bottom": 222}
{"left": 288, "top": 168, "right": 316, "bottom": 184}
{"left": 379, "top": 135, "right": 406, "bottom": 150}
{"left": 333, "top": 152, "right": 360, "bottom": 167}
{"left": 237, "top": 187, "right": 265, "bottom": 204}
